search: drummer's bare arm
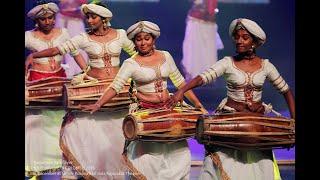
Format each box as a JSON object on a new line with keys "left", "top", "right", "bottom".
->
{"left": 25, "top": 54, "right": 34, "bottom": 75}
{"left": 80, "top": 88, "right": 117, "bottom": 114}
{"left": 31, "top": 47, "right": 60, "bottom": 58}
{"left": 167, "top": 76, "right": 204, "bottom": 107}
{"left": 177, "top": 81, "right": 205, "bottom": 109}
{"left": 73, "top": 53, "right": 88, "bottom": 71}
{"left": 81, "top": 61, "right": 135, "bottom": 113}
{"left": 166, "top": 50, "right": 206, "bottom": 108}
{"left": 30, "top": 47, "right": 87, "bottom": 70}
{"left": 265, "top": 61, "right": 294, "bottom": 118}
{"left": 283, "top": 90, "right": 295, "bottom": 119}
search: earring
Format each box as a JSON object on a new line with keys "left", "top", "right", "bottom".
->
{"left": 250, "top": 45, "right": 255, "bottom": 51}
{"left": 103, "top": 20, "right": 108, "bottom": 29}
{"left": 35, "top": 23, "right": 39, "bottom": 28}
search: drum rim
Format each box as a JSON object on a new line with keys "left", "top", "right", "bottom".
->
{"left": 123, "top": 114, "right": 138, "bottom": 140}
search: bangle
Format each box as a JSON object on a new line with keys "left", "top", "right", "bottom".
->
{"left": 83, "top": 66, "right": 90, "bottom": 73}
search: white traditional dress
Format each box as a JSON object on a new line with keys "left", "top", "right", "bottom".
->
{"left": 181, "top": 0, "right": 224, "bottom": 80}
{"left": 198, "top": 56, "right": 288, "bottom": 180}
{"left": 109, "top": 50, "right": 192, "bottom": 180}
{"left": 57, "top": 29, "right": 135, "bottom": 180}
{"left": 25, "top": 28, "right": 76, "bottom": 174}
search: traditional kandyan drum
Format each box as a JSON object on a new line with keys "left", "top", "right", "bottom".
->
{"left": 25, "top": 76, "right": 70, "bottom": 108}
{"left": 122, "top": 106, "right": 204, "bottom": 142}
{"left": 196, "top": 112, "right": 295, "bottom": 150}
{"left": 64, "top": 79, "right": 132, "bottom": 111}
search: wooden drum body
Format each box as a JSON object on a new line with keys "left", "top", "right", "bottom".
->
{"left": 25, "top": 77, "right": 70, "bottom": 108}
{"left": 196, "top": 112, "right": 295, "bottom": 150}
{"left": 122, "top": 107, "right": 203, "bottom": 142}
{"left": 64, "top": 79, "right": 132, "bottom": 111}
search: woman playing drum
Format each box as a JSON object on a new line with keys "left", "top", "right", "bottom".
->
{"left": 81, "top": 20, "right": 206, "bottom": 180}
{"left": 167, "top": 18, "right": 295, "bottom": 180}
{"left": 27, "top": 1, "right": 136, "bottom": 179}
{"left": 25, "top": 1, "right": 83, "bottom": 178}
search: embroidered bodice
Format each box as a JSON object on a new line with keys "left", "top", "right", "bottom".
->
{"left": 200, "top": 56, "right": 289, "bottom": 103}
{"left": 110, "top": 50, "right": 185, "bottom": 94}
{"left": 57, "top": 29, "right": 136, "bottom": 68}
{"left": 25, "top": 28, "right": 75, "bottom": 64}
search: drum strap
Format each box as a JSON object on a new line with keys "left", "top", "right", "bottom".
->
{"left": 209, "top": 152, "right": 231, "bottom": 180}
{"left": 226, "top": 98, "right": 265, "bottom": 114}
{"left": 122, "top": 140, "right": 147, "bottom": 180}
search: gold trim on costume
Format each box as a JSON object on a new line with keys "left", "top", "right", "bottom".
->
{"left": 209, "top": 152, "right": 231, "bottom": 180}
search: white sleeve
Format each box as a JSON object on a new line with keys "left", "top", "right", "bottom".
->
{"left": 57, "top": 33, "right": 86, "bottom": 56}
{"left": 199, "top": 56, "right": 229, "bottom": 85}
{"left": 119, "top": 29, "right": 136, "bottom": 56}
{"left": 25, "top": 31, "right": 32, "bottom": 50}
{"left": 265, "top": 60, "right": 289, "bottom": 93}
{"left": 163, "top": 51, "right": 185, "bottom": 88}
{"left": 109, "top": 59, "right": 136, "bottom": 94}
{"left": 60, "top": 28, "right": 80, "bottom": 56}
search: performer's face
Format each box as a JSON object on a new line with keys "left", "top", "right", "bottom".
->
{"left": 234, "top": 29, "right": 255, "bottom": 53}
{"left": 36, "top": 13, "right": 55, "bottom": 32}
{"left": 86, "top": 13, "right": 103, "bottom": 30}
{"left": 134, "top": 32, "right": 155, "bottom": 54}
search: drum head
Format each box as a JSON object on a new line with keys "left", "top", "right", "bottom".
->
{"left": 122, "top": 115, "right": 138, "bottom": 140}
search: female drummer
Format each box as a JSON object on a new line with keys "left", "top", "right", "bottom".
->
{"left": 27, "top": 1, "right": 136, "bottom": 81}
{"left": 27, "top": 1, "right": 136, "bottom": 179}
{"left": 25, "top": 1, "right": 82, "bottom": 178}
{"left": 166, "top": 18, "right": 295, "bottom": 180}
{"left": 81, "top": 20, "right": 207, "bottom": 180}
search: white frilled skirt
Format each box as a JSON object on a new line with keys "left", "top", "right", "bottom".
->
{"left": 181, "top": 17, "right": 224, "bottom": 80}
{"left": 198, "top": 147, "right": 281, "bottom": 180}
{"left": 25, "top": 109, "right": 65, "bottom": 173}
{"left": 60, "top": 110, "right": 128, "bottom": 180}
{"left": 126, "top": 140, "right": 191, "bottom": 180}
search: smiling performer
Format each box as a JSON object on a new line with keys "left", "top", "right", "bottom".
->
{"left": 25, "top": 1, "right": 81, "bottom": 178}
{"left": 81, "top": 20, "right": 207, "bottom": 180}
{"left": 167, "top": 18, "right": 295, "bottom": 180}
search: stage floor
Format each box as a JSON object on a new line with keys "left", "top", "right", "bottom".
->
{"left": 190, "top": 164, "right": 295, "bottom": 180}
{"left": 26, "top": 164, "right": 295, "bottom": 180}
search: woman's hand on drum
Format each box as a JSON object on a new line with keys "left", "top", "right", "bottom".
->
{"left": 195, "top": 103, "right": 209, "bottom": 114}
{"left": 80, "top": 103, "right": 101, "bottom": 114}
{"left": 25, "top": 53, "right": 33, "bottom": 76}
{"left": 165, "top": 90, "right": 185, "bottom": 109}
